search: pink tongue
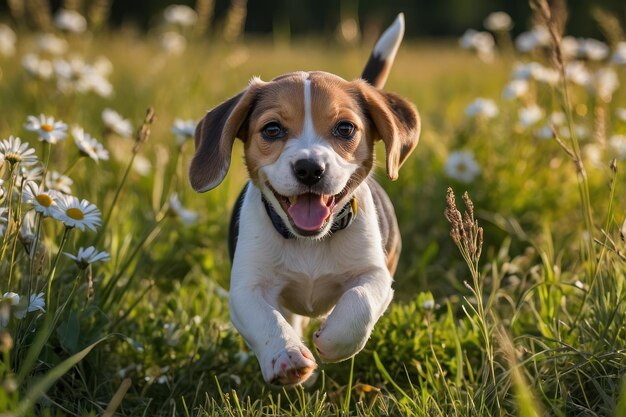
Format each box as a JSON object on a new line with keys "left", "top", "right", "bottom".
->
{"left": 287, "top": 193, "right": 331, "bottom": 232}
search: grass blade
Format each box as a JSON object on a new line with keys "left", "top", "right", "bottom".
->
{"left": 15, "top": 337, "right": 109, "bottom": 417}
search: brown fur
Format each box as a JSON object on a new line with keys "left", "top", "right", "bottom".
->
{"left": 190, "top": 72, "right": 419, "bottom": 193}
{"left": 244, "top": 76, "right": 305, "bottom": 182}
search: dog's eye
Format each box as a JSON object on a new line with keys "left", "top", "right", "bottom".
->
{"left": 261, "top": 122, "right": 286, "bottom": 140}
{"left": 333, "top": 121, "right": 356, "bottom": 140}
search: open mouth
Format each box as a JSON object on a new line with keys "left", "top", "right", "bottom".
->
{"left": 266, "top": 183, "right": 350, "bottom": 235}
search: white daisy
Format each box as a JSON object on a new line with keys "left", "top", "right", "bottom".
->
{"left": 160, "top": 31, "right": 187, "bottom": 55}
{"left": 76, "top": 68, "right": 113, "bottom": 98}
{"left": 36, "top": 33, "right": 68, "bottom": 55}
{"left": 21, "top": 53, "right": 54, "bottom": 80}
{"left": 0, "top": 136, "right": 38, "bottom": 167}
{"left": 102, "top": 108, "right": 133, "bottom": 137}
{"left": 515, "top": 26, "right": 550, "bottom": 52}
{"left": 511, "top": 61, "right": 541, "bottom": 80}
{"left": 465, "top": 98, "right": 499, "bottom": 119}
{"left": 565, "top": 61, "right": 591, "bottom": 87}
{"left": 64, "top": 246, "right": 110, "bottom": 269}
{"left": 93, "top": 56, "right": 113, "bottom": 77}
{"left": 133, "top": 155, "right": 152, "bottom": 176}
{"left": 518, "top": 105, "right": 544, "bottom": 128}
{"left": 20, "top": 211, "right": 37, "bottom": 252}
{"left": 589, "top": 68, "right": 619, "bottom": 103}
{"left": 581, "top": 38, "right": 609, "bottom": 61}
{"left": 168, "top": 193, "right": 198, "bottom": 225}
{"left": 2, "top": 292, "right": 20, "bottom": 307}
{"left": 171, "top": 118, "right": 196, "bottom": 146}
{"left": 72, "top": 126, "right": 109, "bottom": 162}
{"left": 609, "top": 135, "right": 626, "bottom": 159}
{"left": 444, "top": 150, "right": 481, "bottom": 183}
{"left": 459, "top": 29, "right": 495, "bottom": 62}
{"left": 52, "top": 194, "right": 102, "bottom": 232}
{"left": 483, "top": 11, "right": 513, "bottom": 32}
{"left": 163, "top": 5, "right": 198, "bottom": 27}
{"left": 53, "top": 55, "right": 85, "bottom": 81}
{"left": 616, "top": 108, "right": 626, "bottom": 122}
{"left": 1, "top": 292, "right": 20, "bottom": 327}
{"left": 17, "top": 165, "right": 44, "bottom": 188}
{"left": 22, "top": 182, "right": 59, "bottom": 217}
{"left": 54, "top": 9, "right": 87, "bottom": 33}
{"left": 502, "top": 79, "right": 529, "bottom": 100}
{"left": 46, "top": 170, "right": 73, "bottom": 194}
{"left": 24, "top": 114, "right": 68, "bottom": 144}
{"left": 14, "top": 293, "right": 46, "bottom": 319}
{"left": 532, "top": 66, "right": 559, "bottom": 85}
{"left": 0, "top": 24, "right": 16, "bottom": 57}
{"left": 550, "top": 112, "right": 566, "bottom": 126}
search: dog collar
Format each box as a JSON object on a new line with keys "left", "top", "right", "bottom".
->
{"left": 262, "top": 195, "right": 357, "bottom": 239}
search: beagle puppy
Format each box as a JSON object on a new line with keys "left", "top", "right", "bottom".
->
{"left": 189, "top": 13, "right": 420, "bottom": 386}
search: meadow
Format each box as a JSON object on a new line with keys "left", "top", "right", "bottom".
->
{"left": 0, "top": 3, "right": 625, "bottom": 416}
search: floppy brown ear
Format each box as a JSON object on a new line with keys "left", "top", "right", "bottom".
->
{"left": 358, "top": 82, "right": 420, "bottom": 180}
{"left": 189, "top": 80, "right": 264, "bottom": 192}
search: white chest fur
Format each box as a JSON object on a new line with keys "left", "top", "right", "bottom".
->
{"left": 230, "top": 182, "right": 389, "bottom": 317}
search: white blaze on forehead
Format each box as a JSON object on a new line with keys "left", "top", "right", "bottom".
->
{"left": 258, "top": 71, "right": 359, "bottom": 200}
{"left": 302, "top": 74, "right": 315, "bottom": 146}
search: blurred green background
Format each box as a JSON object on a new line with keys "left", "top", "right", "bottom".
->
{"left": 2, "top": 0, "right": 626, "bottom": 38}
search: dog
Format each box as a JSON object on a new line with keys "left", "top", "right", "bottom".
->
{"left": 189, "top": 13, "right": 420, "bottom": 386}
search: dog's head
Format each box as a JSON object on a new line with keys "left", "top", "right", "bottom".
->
{"left": 189, "top": 70, "right": 419, "bottom": 238}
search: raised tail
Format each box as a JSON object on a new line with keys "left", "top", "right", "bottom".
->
{"left": 361, "top": 13, "right": 405, "bottom": 89}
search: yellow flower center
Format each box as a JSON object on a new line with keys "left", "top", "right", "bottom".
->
{"left": 35, "top": 194, "right": 53, "bottom": 207}
{"left": 457, "top": 162, "right": 467, "bottom": 173}
{"left": 5, "top": 152, "right": 22, "bottom": 163}
{"left": 66, "top": 207, "right": 84, "bottom": 220}
{"left": 41, "top": 123, "right": 54, "bottom": 132}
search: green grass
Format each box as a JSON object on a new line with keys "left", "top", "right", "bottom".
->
{"left": 0, "top": 15, "right": 625, "bottom": 417}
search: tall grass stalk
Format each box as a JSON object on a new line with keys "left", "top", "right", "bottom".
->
{"left": 7, "top": 179, "right": 27, "bottom": 291}
{"left": 0, "top": 165, "right": 18, "bottom": 269}
{"left": 45, "top": 227, "right": 72, "bottom": 309}
{"left": 530, "top": 0, "right": 597, "bottom": 273}
{"left": 99, "top": 214, "right": 165, "bottom": 310}
{"left": 342, "top": 356, "right": 355, "bottom": 413}
{"left": 95, "top": 107, "right": 155, "bottom": 248}
{"left": 444, "top": 188, "right": 500, "bottom": 410}
{"left": 15, "top": 337, "right": 108, "bottom": 417}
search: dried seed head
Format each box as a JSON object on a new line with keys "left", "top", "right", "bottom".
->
{"left": 445, "top": 188, "right": 464, "bottom": 244}
{"left": 134, "top": 107, "right": 156, "bottom": 153}
{"left": 530, "top": 0, "right": 568, "bottom": 71}
{"left": 462, "top": 191, "right": 475, "bottom": 220}
{"left": 445, "top": 187, "right": 484, "bottom": 265}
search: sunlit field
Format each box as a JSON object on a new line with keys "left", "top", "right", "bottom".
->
{"left": 1, "top": 3, "right": 626, "bottom": 416}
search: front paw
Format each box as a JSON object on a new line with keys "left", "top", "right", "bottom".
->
{"left": 313, "top": 323, "right": 369, "bottom": 363}
{"left": 262, "top": 346, "right": 317, "bottom": 386}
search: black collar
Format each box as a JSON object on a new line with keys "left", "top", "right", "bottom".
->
{"left": 261, "top": 195, "right": 357, "bottom": 239}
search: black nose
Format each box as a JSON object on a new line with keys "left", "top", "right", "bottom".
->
{"left": 293, "top": 159, "right": 325, "bottom": 186}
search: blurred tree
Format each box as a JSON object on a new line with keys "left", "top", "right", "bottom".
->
{"left": 1, "top": 0, "right": 624, "bottom": 39}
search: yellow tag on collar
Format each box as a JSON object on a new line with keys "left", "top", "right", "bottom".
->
{"left": 351, "top": 197, "right": 358, "bottom": 217}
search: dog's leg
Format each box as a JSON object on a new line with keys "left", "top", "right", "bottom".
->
{"left": 230, "top": 286, "right": 317, "bottom": 385}
{"left": 312, "top": 271, "right": 393, "bottom": 363}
